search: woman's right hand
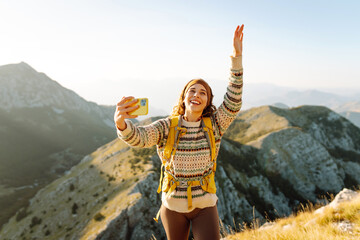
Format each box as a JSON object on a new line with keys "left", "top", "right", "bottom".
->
{"left": 114, "top": 96, "right": 139, "bottom": 130}
{"left": 233, "top": 24, "right": 244, "bottom": 57}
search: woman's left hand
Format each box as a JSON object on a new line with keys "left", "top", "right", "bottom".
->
{"left": 233, "top": 24, "right": 244, "bottom": 57}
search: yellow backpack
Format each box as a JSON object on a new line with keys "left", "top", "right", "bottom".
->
{"left": 154, "top": 115, "right": 217, "bottom": 222}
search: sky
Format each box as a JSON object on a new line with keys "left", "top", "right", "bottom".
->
{"left": 0, "top": 0, "right": 359, "bottom": 114}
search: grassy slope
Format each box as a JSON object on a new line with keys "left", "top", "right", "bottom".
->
{"left": 0, "top": 136, "right": 158, "bottom": 239}
{"left": 224, "top": 191, "right": 360, "bottom": 240}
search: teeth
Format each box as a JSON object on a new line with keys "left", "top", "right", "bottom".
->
{"left": 191, "top": 100, "right": 200, "bottom": 105}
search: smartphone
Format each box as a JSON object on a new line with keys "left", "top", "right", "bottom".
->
{"left": 129, "top": 98, "right": 148, "bottom": 116}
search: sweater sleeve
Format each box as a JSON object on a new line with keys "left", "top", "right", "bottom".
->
{"left": 116, "top": 118, "right": 170, "bottom": 148}
{"left": 214, "top": 55, "right": 243, "bottom": 136}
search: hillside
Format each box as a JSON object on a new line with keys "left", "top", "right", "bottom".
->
{"left": 334, "top": 101, "right": 360, "bottom": 128}
{"left": 0, "top": 135, "right": 163, "bottom": 239}
{"left": 339, "top": 111, "right": 360, "bottom": 129}
{"left": 1, "top": 105, "right": 360, "bottom": 239}
{"left": 0, "top": 62, "right": 118, "bottom": 228}
{"left": 224, "top": 188, "right": 360, "bottom": 239}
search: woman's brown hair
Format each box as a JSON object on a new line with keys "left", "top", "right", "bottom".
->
{"left": 171, "top": 78, "right": 216, "bottom": 117}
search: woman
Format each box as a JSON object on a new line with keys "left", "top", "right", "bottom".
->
{"left": 114, "top": 24, "right": 244, "bottom": 240}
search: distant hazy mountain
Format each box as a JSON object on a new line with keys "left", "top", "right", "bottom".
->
{"left": 0, "top": 62, "right": 118, "bottom": 228}
{"left": 136, "top": 106, "right": 168, "bottom": 121}
{"left": 242, "top": 83, "right": 354, "bottom": 110}
{"left": 338, "top": 111, "right": 360, "bottom": 129}
{"left": 0, "top": 62, "right": 115, "bottom": 124}
{"left": 242, "top": 83, "right": 360, "bottom": 128}
{"left": 333, "top": 101, "right": 360, "bottom": 113}
{"left": 2, "top": 105, "right": 360, "bottom": 239}
{"left": 271, "top": 102, "right": 289, "bottom": 109}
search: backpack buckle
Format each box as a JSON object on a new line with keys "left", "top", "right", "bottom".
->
{"left": 170, "top": 179, "right": 176, "bottom": 185}
{"left": 179, "top": 181, "right": 187, "bottom": 187}
{"left": 200, "top": 177, "right": 206, "bottom": 186}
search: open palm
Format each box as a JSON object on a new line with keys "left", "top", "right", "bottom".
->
{"left": 233, "top": 24, "right": 244, "bottom": 56}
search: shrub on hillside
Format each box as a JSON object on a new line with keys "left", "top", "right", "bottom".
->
{"left": 72, "top": 203, "right": 78, "bottom": 214}
{"left": 94, "top": 212, "right": 105, "bottom": 221}
{"left": 106, "top": 174, "right": 116, "bottom": 182}
{"left": 16, "top": 207, "right": 31, "bottom": 222}
{"left": 29, "top": 216, "right": 42, "bottom": 228}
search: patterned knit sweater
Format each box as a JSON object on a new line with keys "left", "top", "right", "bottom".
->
{"left": 117, "top": 55, "right": 243, "bottom": 213}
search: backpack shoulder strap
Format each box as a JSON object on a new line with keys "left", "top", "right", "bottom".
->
{"left": 157, "top": 116, "right": 179, "bottom": 194}
{"left": 202, "top": 117, "right": 217, "bottom": 171}
{"left": 163, "top": 116, "right": 179, "bottom": 160}
{"left": 202, "top": 117, "right": 213, "bottom": 130}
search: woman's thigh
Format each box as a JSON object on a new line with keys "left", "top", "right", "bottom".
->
{"left": 191, "top": 205, "right": 220, "bottom": 240}
{"left": 160, "top": 205, "right": 191, "bottom": 240}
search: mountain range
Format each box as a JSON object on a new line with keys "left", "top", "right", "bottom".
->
{"left": 0, "top": 62, "right": 118, "bottom": 228}
{"left": 1, "top": 104, "right": 360, "bottom": 239}
{"left": 242, "top": 84, "right": 360, "bottom": 128}
{"left": 1, "top": 62, "right": 360, "bottom": 239}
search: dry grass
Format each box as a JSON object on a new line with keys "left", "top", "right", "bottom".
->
{"left": 223, "top": 191, "right": 360, "bottom": 240}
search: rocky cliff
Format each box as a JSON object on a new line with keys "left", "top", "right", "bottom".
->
{"left": 1, "top": 105, "right": 360, "bottom": 240}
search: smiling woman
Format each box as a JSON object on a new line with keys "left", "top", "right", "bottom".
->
{"left": 114, "top": 24, "right": 244, "bottom": 240}
{"left": 172, "top": 78, "right": 216, "bottom": 122}
{"left": 184, "top": 83, "right": 209, "bottom": 121}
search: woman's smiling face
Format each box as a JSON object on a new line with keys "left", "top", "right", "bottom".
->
{"left": 184, "top": 83, "right": 208, "bottom": 115}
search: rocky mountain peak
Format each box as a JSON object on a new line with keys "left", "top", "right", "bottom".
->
{"left": 0, "top": 61, "right": 35, "bottom": 73}
{"left": 0, "top": 62, "right": 115, "bottom": 123}
{"left": 0, "top": 62, "right": 79, "bottom": 110}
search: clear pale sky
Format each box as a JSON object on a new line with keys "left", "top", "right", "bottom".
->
{"left": 1, "top": 0, "right": 359, "bottom": 113}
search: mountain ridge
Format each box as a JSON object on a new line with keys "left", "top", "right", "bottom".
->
{"left": 0, "top": 61, "right": 118, "bottom": 229}
{"left": 1, "top": 104, "right": 360, "bottom": 239}
{"left": 0, "top": 61, "right": 116, "bottom": 128}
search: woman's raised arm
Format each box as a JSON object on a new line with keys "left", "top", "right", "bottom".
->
{"left": 213, "top": 24, "right": 244, "bottom": 136}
